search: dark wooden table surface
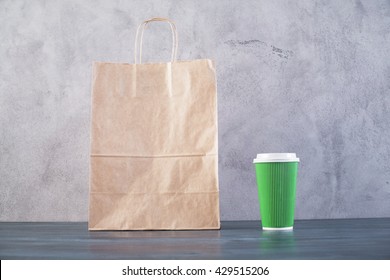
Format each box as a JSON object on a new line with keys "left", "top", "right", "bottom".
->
{"left": 1, "top": 219, "right": 389, "bottom": 259}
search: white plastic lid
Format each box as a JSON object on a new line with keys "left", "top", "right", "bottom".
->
{"left": 253, "top": 153, "right": 299, "bottom": 163}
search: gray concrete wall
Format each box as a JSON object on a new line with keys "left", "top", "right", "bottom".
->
{"left": 1, "top": 0, "right": 390, "bottom": 221}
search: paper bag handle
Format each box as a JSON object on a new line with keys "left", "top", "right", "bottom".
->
{"left": 134, "top": 18, "right": 178, "bottom": 64}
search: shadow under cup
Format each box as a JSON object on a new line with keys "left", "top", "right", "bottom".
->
{"left": 253, "top": 153, "right": 299, "bottom": 230}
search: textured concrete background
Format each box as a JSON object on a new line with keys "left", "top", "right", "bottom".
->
{"left": 1, "top": 0, "right": 390, "bottom": 221}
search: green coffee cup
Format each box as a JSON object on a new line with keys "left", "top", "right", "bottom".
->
{"left": 253, "top": 153, "right": 299, "bottom": 230}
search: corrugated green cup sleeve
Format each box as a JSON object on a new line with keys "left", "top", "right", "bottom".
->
{"left": 255, "top": 162, "right": 298, "bottom": 228}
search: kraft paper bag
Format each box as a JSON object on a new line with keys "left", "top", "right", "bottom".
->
{"left": 88, "top": 18, "right": 220, "bottom": 230}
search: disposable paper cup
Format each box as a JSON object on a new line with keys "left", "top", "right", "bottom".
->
{"left": 253, "top": 153, "right": 299, "bottom": 230}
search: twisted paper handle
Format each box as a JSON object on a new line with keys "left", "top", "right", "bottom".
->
{"left": 134, "top": 17, "right": 178, "bottom": 64}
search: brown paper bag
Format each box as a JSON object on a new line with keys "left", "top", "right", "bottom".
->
{"left": 88, "top": 18, "right": 220, "bottom": 230}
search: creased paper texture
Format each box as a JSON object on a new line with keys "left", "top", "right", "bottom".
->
{"left": 89, "top": 59, "right": 220, "bottom": 230}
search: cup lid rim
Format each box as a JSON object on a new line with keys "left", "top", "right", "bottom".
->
{"left": 253, "top": 153, "right": 300, "bottom": 163}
